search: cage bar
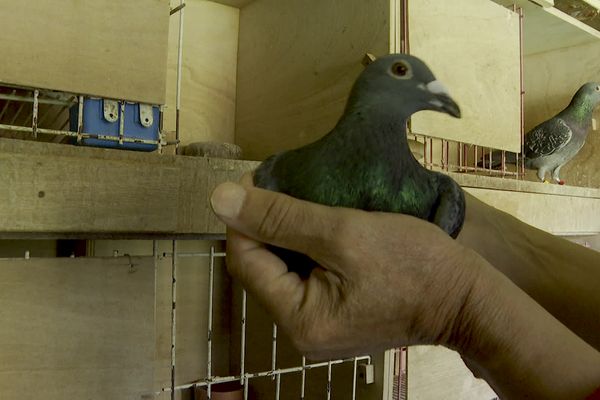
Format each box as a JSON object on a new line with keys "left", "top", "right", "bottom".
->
{"left": 76, "top": 96, "right": 83, "bottom": 143}
{"left": 240, "top": 289, "right": 247, "bottom": 384}
{"left": 206, "top": 246, "right": 216, "bottom": 399}
{"left": 275, "top": 373, "right": 281, "bottom": 400}
{"left": 170, "top": 240, "right": 178, "bottom": 400}
{"left": 326, "top": 360, "right": 332, "bottom": 400}
{"left": 271, "top": 323, "right": 278, "bottom": 380}
{"left": 32, "top": 90, "right": 39, "bottom": 138}
{"left": 352, "top": 357, "right": 358, "bottom": 400}
{"left": 301, "top": 356, "right": 307, "bottom": 400}
{"left": 175, "top": 0, "right": 185, "bottom": 155}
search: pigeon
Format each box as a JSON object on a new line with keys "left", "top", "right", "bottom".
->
{"left": 253, "top": 53, "right": 464, "bottom": 276}
{"left": 481, "top": 82, "right": 600, "bottom": 184}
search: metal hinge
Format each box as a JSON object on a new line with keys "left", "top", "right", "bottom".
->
{"left": 103, "top": 99, "right": 119, "bottom": 123}
{"left": 139, "top": 104, "right": 154, "bottom": 128}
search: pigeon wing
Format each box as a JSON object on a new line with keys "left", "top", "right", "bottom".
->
{"left": 525, "top": 118, "right": 572, "bottom": 159}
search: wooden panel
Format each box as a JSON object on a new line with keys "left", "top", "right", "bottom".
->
{"left": 164, "top": 1, "right": 239, "bottom": 146}
{"left": 0, "top": 0, "right": 169, "bottom": 104}
{"left": 492, "top": 0, "right": 599, "bottom": 55}
{"left": 236, "top": 0, "right": 392, "bottom": 160}
{"left": 407, "top": 346, "right": 496, "bottom": 400}
{"left": 466, "top": 186, "right": 600, "bottom": 235}
{"left": 0, "top": 257, "right": 155, "bottom": 400}
{"left": 0, "top": 138, "right": 258, "bottom": 237}
{"left": 153, "top": 242, "right": 231, "bottom": 389}
{"left": 409, "top": 0, "right": 521, "bottom": 152}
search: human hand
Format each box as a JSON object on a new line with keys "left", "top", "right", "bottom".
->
{"left": 210, "top": 178, "right": 485, "bottom": 360}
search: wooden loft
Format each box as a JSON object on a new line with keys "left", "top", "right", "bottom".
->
{"left": 1, "top": 138, "right": 598, "bottom": 238}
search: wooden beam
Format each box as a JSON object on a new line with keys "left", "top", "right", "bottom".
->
{"left": 0, "top": 139, "right": 258, "bottom": 237}
{"left": 1, "top": 138, "right": 598, "bottom": 237}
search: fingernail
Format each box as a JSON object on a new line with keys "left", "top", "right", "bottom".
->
{"left": 210, "top": 182, "right": 246, "bottom": 219}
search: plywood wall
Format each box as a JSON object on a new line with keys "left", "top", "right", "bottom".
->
{"left": 524, "top": 40, "right": 600, "bottom": 188}
{"left": 409, "top": 0, "right": 522, "bottom": 152}
{"left": 0, "top": 0, "right": 170, "bottom": 104}
{"left": 407, "top": 346, "right": 496, "bottom": 400}
{"left": 235, "top": 0, "right": 393, "bottom": 160}
{"left": 164, "top": 0, "right": 240, "bottom": 147}
{"left": 92, "top": 240, "right": 232, "bottom": 392}
{"left": 0, "top": 257, "right": 155, "bottom": 400}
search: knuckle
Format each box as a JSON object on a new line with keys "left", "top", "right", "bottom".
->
{"left": 256, "top": 195, "right": 299, "bottom": 242}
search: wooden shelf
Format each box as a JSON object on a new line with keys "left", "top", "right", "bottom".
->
{"left": 493, "top": 0, "right": 600, "bottom": 55}
{"left": 0, "top": 138, "right": 257, "bottom": 238}
{"left": 1, "top": 138, "right": 598, "bottom": 237}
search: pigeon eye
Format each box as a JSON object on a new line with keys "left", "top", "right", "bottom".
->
{"left": 596, "top": 85, "right": 600, "bottom": 91}
{"left": 391, "top": 62, "right": 412, "bottom": 79}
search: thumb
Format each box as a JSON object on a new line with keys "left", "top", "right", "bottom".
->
{"left": 210, "top": 182, "right": 340, "bottom": 258}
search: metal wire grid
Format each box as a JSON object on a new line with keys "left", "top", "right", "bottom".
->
{"left": 0, "top": 89, "right": 165, "bottom": 149}
{"left": 159, "top": 242, "right": 372, "bottom": 400}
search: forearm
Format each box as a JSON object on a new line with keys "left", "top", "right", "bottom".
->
{"left": 452, "top": 255, "right": 600, "bottom": 400}
{"left": 458, "top": 193, "right": 600, "bottom": 349}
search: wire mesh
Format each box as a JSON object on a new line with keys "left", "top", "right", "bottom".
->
{"left": 159, "top": 245, "right": 372, "bottom": 399}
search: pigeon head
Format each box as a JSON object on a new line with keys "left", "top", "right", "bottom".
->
{"left": 347, "top": 53, "right": 461, "bottom": 119}
{"left": 575, "top": 82, "right": 600, "bottom": 106}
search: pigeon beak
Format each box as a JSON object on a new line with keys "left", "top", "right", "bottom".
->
{"left": 426, "top": 80, "right": 461, "bottom": 119}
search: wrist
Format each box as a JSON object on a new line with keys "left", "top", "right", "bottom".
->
{"left": 445, "top": 252, "right": 600, "bottom": 399}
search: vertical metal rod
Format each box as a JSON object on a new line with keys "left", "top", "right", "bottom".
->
{"left": 445, "top": 140, "right": 449, "bottom": 171}
{"left": 423, "top": 135, "right": 428, "bottom": 167}
{"left": 474, "top": 145, "right": 478, "bottom": 172}
{"left": 301, "top": 356, "right": 307, "bottom": 400}
{"left": 175, "top": 0, "right": 185, "bottom": 155}
{"left": 441, "top": 139, "right": 446, "bottom": 170}
{"left": 118, "top": 101, "right": 125, "bottom": 145}
{"left": 501, "top": 150, "right": 506, "bottom": 177}
{"left": 243, "top": 377, "right": 249, "bottom": 400}
{"left": 170, "top": 240, "right": 178, "bottom": 400}
{"left": 240, "top": 289, "right": 247, "bottom": 384}
{"left": 351, "top": 357, "right": 358, "bottom": 400}
{"left": 77, "top": 96, "right": 84, "bottom": 144}
{"left": 32, "top": 90, "right": 39, "bottom": 138}
{"left": 275, "top": 373, "right": 281, "bottom": 400}
{"left": 429, "top": 138, "right": 433, "bottom": 170}
{"left": 518, "top": 6, "right": 526, "bottom": 179}
{"left": 488, "top": 148, "right": 492, "bottom": 174}
{"left": 158, "top": 106, "right": 164, "bottom": 154}
{"left": 457, "top": 142, "right": 461, "bottom": 172}
{"left": 401, "top": 0, "right": 410, "bottom": 54}
{"left": 271, "top": 323, "right": 278, "bottom": 380}
{"left": 207, "top": 246, "right": 216, "bottom": 399}
{"left": 326, "top": 361, "right": 332, "bottom": 400}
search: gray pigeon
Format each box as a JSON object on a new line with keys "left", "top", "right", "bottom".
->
{"left": 482, "top": 82, "right": 600, "bottom": 184}
{"left": 253, "top": 54, "right": 464, "bottom": 276}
